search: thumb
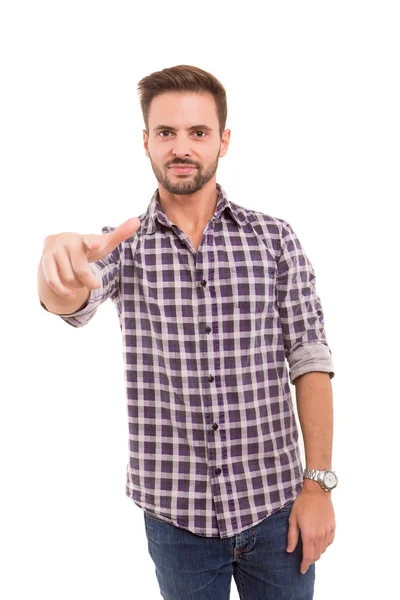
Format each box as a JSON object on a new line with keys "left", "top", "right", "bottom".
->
{"left": 286, "top": 518, "right": 299, "bottom": 553}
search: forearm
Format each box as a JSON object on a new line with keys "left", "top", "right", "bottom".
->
{"left": 294, "top": 371, "right": 333, "bottom": 476}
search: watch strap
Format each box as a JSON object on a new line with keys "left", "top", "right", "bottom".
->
{"left": 303, "top": 468, "right": 337, "bottom": 491}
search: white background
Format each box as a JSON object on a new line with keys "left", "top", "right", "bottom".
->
{"left": 1, "top": 1, "right": 399, "bottom": 598}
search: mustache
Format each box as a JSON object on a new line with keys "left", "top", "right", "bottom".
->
{"left": 168, "top": 162, "right": 197, "bottom": 167}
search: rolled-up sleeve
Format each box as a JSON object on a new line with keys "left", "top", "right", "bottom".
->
{"left": 40, "top": 226, "right": 122, "bottom": 328}
{"left": 276, "top": 219, "right": 335, "bottom": 384}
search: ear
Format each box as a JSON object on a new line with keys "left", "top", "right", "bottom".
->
{"left": 219, "top": 128, "right": 231, "bottom": 158}
{"left": 143, "top": 129, "right": 150, "bottom": 158}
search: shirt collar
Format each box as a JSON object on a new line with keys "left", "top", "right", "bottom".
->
{"left": 142, "top": 182, "right": 246, "bottom": 235}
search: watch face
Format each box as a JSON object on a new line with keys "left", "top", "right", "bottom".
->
{"left": 323, "top": 471, "right": 338, "bottom": 489}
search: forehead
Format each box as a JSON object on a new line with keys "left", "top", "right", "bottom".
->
{"left": 148, "top": 92, "right": 218, "bottom": 127}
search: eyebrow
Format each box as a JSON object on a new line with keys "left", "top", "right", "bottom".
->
{"left": 153, "top": 124, "right": 213, "bottom": 133}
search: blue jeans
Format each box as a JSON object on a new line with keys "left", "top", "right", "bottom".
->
{"left": 143, "top": 500, "right": 315, "bottom": 599}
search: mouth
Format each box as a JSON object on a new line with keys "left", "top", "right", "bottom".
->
{"left": 169, "top": 166, "right": 196, "bottom": 175}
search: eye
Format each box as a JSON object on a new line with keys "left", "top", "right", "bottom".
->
{"left": 158, "top": 130, "right": 207, "bottom": 138}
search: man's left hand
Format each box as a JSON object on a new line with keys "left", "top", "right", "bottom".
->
{"left": 286, "top": 484, "right": 336, "bottom": 574}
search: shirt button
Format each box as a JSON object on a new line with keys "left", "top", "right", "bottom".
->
{"left": 215, "top": 468, "right": 222, "bottom": 475}
{"left": 212, "top": 423, "right": 218, "bottom": 430}
{"left": 317, "top": 309, "right": 322, "bottom": 316}
{"left": 205, "top": 326, "right": 212, "bottom": 334}
{"left": 208, "top": 374, "right": 214, "bottom": 382}
{"left": 201, "top": 279, "right": 207, "bottom": 286}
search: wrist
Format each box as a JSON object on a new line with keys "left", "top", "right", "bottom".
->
{"left": 302, "top": 478, "right": 331, "bottom": 494}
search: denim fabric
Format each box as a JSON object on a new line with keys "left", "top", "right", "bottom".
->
{"left": 143, "top": 500, "right": 315, "bottom": 599}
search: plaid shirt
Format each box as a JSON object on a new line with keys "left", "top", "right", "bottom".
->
{"left": 41, "top": 183, "right": 334, "bottom": 539}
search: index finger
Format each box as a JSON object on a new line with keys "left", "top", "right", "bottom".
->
{"left": 95, "top": 217, "right": 141, "bottom": 259}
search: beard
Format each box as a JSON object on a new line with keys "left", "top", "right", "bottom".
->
{"left": 149, "top": 152, "right": 220, "bottom": 195}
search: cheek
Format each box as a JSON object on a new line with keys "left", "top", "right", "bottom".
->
{"left": 147, "top": 147, "right": 164, "bottom": 163}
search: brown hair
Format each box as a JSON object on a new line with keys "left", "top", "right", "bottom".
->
{"left": 137, "top": 65, "right": 227, "bottom": 138}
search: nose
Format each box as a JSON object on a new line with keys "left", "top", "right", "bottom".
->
{"left": 171, "top": 137, "right": 193, "bottom": 158}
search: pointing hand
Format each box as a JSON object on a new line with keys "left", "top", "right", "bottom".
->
{"left": 41, "top": 217, "right": 141, "bottom": 298}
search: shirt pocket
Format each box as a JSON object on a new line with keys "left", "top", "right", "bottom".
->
{"left": 233, "top": 264, "right": 274, "bottom": 315}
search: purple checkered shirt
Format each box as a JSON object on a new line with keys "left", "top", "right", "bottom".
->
{"left": 41, "top": 183, "right": 335, "bottom": 538}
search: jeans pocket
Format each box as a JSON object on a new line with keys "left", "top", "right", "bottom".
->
{"left": 144, "top": 510, "right": 167, "bottom": 525}
{"left": 279, "top": 499, "right": 295, "bottom": 512}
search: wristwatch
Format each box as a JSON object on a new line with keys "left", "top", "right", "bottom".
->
{"left": 303, "top": 468, "right": 338, "bottom": 492}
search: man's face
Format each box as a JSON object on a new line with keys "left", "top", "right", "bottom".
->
{"left": 143, "top": 92, "right": 230, "bottom": 195}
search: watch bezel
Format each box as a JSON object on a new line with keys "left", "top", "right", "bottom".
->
{"left": 322, "top": 469, "right": 338, "bottom": 490}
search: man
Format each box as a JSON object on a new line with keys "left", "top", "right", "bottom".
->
{"left": 38, "top": 64, "right": 337, "bottom": 599}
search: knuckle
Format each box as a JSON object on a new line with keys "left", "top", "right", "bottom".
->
{"left": 44, "top": 235, "right": 56, "bottom": 248}
{"left": 304, "top": 553, "right": 314, "bottom": 562}
{"left": 47, "top": 278, "right": 58, "bottom": 289}
{"left": 74, "top": 267, "right": 90, "bottom": 278}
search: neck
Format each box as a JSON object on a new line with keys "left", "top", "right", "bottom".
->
{"left": 158, "top": 180, "right": 218, "bottom": 232}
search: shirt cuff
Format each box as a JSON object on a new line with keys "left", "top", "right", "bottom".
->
{"left": 288, "top": 342, "right": 335, "bottom": 385}
{"left": 57, "top": 263, "right": 104, "bottom": 327}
